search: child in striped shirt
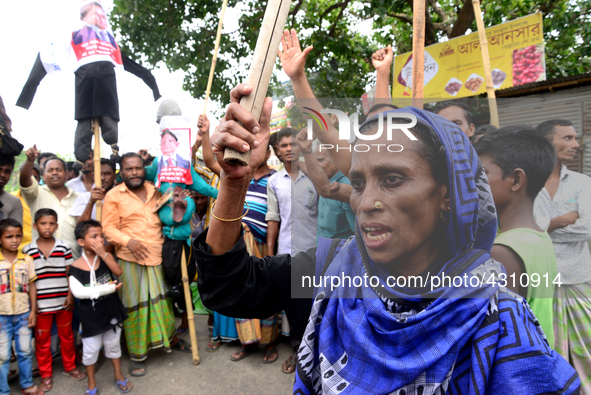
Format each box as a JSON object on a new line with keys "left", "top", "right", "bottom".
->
{"left": 23, "top": 209, "right": 85, "bottom": 392}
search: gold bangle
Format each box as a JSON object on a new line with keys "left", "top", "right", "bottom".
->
{"left": 210, "top": 201, "right": 249, "bottom": 222}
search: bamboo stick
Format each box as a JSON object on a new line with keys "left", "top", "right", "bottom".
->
{"left": 93, "top": 118, "right": 102, "bottom": 222}
{"left": 202, "top": 0, "right": 230, "bottom": 115}
{"left": 472, "top": 0, "right": 499, "bottom": 127}
{"left": 411, "top": 0, "right": 426, "bottom": 109}
{"left": 223, "top": 0, "right": 292, "bottom": 166}
{"left": 181, "top": 247, "right": 200, "bottom": 365}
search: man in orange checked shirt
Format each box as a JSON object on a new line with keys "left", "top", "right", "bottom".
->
{"left": 102, "top": 153, "right": 175, "bottom": 378}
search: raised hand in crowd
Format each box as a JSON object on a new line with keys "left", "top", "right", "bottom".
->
{"left": 198, "top": 113, "right": 210, "bottom": 134}
{"left": 138, "top": 149, "right": 150, "bottom": 162}
{"left": 294, "top": 127, "right": 313, "bottom": 154}
{"left": 198, "top": 113, "right": 221, "bottom": 176}
{"left": 279, "top": 29, "right": 352, "bottom": 176}
{"left": 20, "top": 145, "right": 40, "bottom": 188}
{"left": 295, "top": 128, "right": 352, "bottom": 204}
{"left": 207, "top": 83, "right": 272, "bottom": 255}
{"left": 372, "top": 45, "right": 393, "bottom": 99}
{"left": 278, "top": 28, "right": 313, "bottom": 81}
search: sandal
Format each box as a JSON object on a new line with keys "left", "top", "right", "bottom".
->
{"left": 8, "top": 369, "right": 19, "bottom": 383}
{"left": 39, "top": 377, "right": 52, "bottom": 392}
{"left": 115, "top": 378, "right": 133, "bottom": 394}
{"left": 20, "top": 385, "right": 44, "bottom": 395}
{"left": 281, "top": 352, "right": 297, "bottom": 374}
{"left": 171, "top": 339, "right": 192, "bottom": 353}
{"left": 129, "top": 361, "right": 146, "bottom": 377}
{"left": 63, "top": 368, "right": 87, "bottom": 381}
{"left": 175, "top": 327, "right": 188, "bottom": 338}
{"left": 206, "top": 340, "right": 222, "bottom": 352}
{"left": 230, "top": 345, "right": 257, "bottom": 362}
{"left": 262, "top": 345, "right": 278, "bottom": 364}
{"left": 85, "top": 387, "right": 98, "bottom": 395}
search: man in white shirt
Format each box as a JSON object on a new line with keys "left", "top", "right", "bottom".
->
{"left": 533, "top": 119, "right": 591, "bottom": 390}
{"left": 69, "top": 158, "right": 116, "bottom": 223}
{"left": 66, "top": 153, "right": 94, "bottom": 193}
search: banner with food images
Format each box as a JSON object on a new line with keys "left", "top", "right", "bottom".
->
{"left": 392, "top": 13, "right": 545, "bottom": 100}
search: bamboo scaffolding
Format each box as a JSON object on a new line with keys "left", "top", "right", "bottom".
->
{"left": 202, "top": 0, "right": 230, "bottom": 115}
{"left": 93, "top": 118, "right": 102, "bottom": 222}
{"left": 472, "top": 0, "right": 499, "bottom": 127}
{"left": 411, "top": 0, "right": 426, "bottom": 109}
{"left": 223, "top": 0, "right": 292, "bottom": 165}
{"left": 181, "top": 247, "right": 200, "bottom": 365}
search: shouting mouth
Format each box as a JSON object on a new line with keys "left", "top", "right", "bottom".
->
{"left": 361, "top": 223, "right": 393, "bottom": 248}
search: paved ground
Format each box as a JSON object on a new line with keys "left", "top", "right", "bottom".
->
{"left": 7, "top": 315, "right": 295, "bottom": 395}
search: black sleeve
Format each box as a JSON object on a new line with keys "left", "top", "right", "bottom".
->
{"left": 16, "top": 53, "right": 47, "bottom": 110}
{"left": 121, "top": 52, "right": 161, "bottom": 101}
{"left": 195, "top": 228, "right": 316, "bottom": 340}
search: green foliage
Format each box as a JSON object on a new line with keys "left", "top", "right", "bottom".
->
{"left": 111, "top": 0, "right": 590, "bottom": 107}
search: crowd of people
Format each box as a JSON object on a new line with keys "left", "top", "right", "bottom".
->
{"left": 0, "top": 28, "right": 590, "bottom": 395}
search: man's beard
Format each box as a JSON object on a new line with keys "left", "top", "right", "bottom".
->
{"left": 123, "top": 176, "right": 145, "bottom": 190}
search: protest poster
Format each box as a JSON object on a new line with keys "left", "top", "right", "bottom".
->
{"left": 157, "top": 116, "right": 193, "bottom": 187}
{"left": 392, "top": 13, "right": 545, "bottom": 100}
{"left": 70, "top": 0, "right": 123, "bottom": 68}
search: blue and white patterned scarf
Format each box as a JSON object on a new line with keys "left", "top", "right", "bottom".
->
{"left": 293, "top": 108, "right": 579, "bottom": 394}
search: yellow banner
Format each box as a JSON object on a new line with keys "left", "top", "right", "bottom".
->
{"left": 392, "top": 13, "right": 545, "bottom": 99}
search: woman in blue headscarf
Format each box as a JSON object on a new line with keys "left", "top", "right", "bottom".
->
{"left": 195, "top": 84, "right": 579, "bottom": 394}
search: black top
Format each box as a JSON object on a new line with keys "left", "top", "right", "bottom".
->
{"left": 69, "top": 259, "right": 127, "bottom": 338}
{"left": 16, "top": 53, "right": 161, "bottom": 118}
{"left": 75, "top": 61, "right": 119, "bottom": 120}
{"left": 195, "top": 229, "right": 317, "bottom": 340}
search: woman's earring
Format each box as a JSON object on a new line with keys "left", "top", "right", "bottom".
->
{"left": 440, "top": 207, "right": 450, "bottom": 222}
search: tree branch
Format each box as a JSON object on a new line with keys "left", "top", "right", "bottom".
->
{"left": 427, "top": 0, "right": 452, "bottom": 35}
{"left": 328, "top": 1, "right": 351, "bottom": 37}
{"left": 387, "top": 12, "right": 412, "bottom": 24}
{"left": 291, "top": 0, "right": 304, "bottom": 25}
{"left": 322, "top": 1, "right": 349, "bottom": 18}
{"left": 449, "top": 0, "right": 476, "bottom": 38}
{"left": 424, "top": 6, "right": 437, "bottom": 45}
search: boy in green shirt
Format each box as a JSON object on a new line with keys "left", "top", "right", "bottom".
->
{"left": 475, "top": 126, "right": 558, "bottom": 347}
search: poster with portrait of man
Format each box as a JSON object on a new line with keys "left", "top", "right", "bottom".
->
{"left": 71, "top": 0, "right": 123, "bottom": 68}
{"left": 157, "top": 115, "right": 193, "bottom": 186}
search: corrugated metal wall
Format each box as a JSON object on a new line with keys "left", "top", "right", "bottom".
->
{"left": 497, "top": 85, "right": 591, "bottom": 175}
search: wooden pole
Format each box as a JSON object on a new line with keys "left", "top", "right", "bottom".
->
{"left": 181, "top": 247, "right": 200, "bottom": 365}
{"left": 223, "top": 0, "right": 292, "bottom": 166}
{"left": 93, "top": 118, "right": 102, "bottom": 222}
{"left": 202, "top": 0, "right": 230, "bottom": 115}
{"left": 472, "top": 0, "right": 499, "bottom": 127}
{"left": 411, "top": 0, "right": 426, "bottom": 109}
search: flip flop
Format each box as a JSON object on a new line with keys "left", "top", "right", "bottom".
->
{"left": 129, "top": 361, "right": 146, "bottom": 377}
{"left": 114, "top": 378, "right": 133, "bottom": 394}
{"left": 281, "top": 352, "right": 297, "bottom": 374}
{"left": 175, "top": 327, "right": 188, "bottom": 338}
{"left": 85, "top": 387, "right": 98, "bottom": 395}
{"left": 262, "top": 346, "right": 278, "bottom": 364}
{"left": 63, "top": 368, "right": 87, "bottom": 381}
{"left": 206, "top": 340, "right": 222, "bottom": 352}
{"left": 230, "top": 345, "right": 258, "bottom": 362}
{"left": 172, "top": 339, "right": 192, "bottom": 353}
